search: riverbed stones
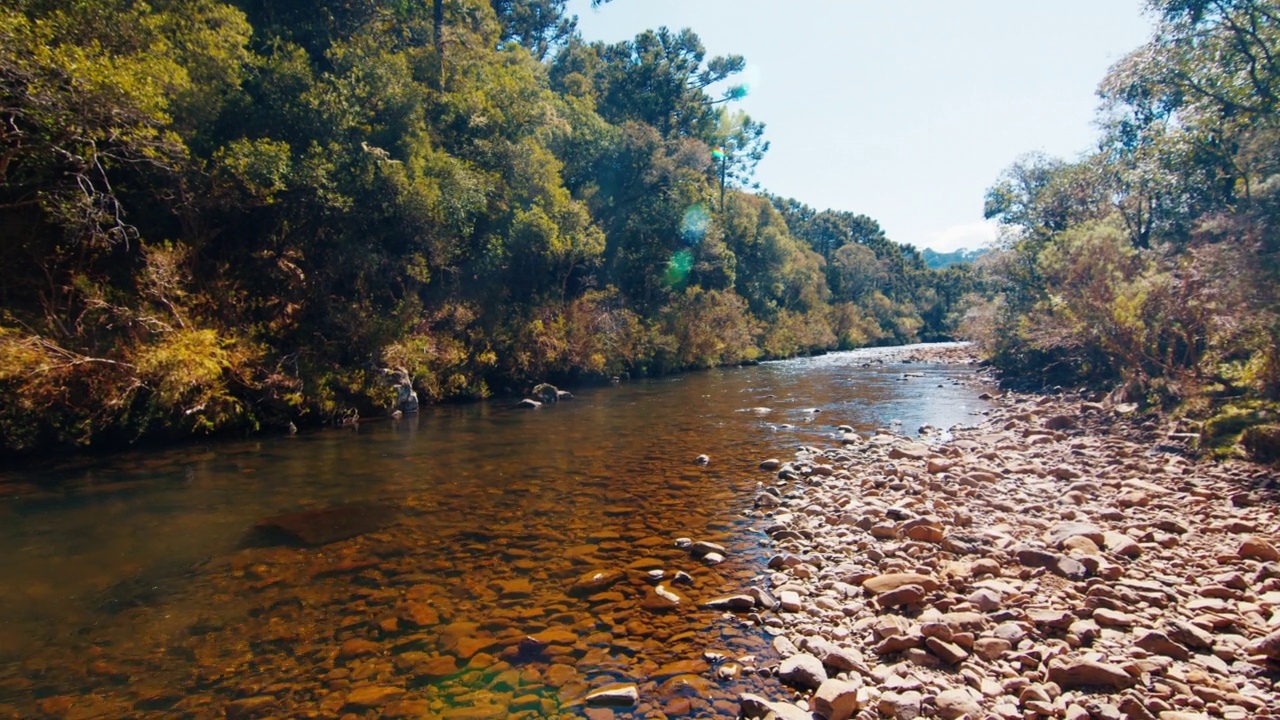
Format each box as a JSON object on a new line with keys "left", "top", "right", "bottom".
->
{"left": 812, "top": 679, "right": 868, "bottom": 720}
{"left": 729, "top": 347, "right": 1280, "bottom": 720}
{"left": 1238, "top": 536, "right": 1280, "bottom": 561}
{"left": 777, "top": 652, "right": 827, "bottom": 689}
{"left": 1047, "top": 659, "right": 1137, "bottom": 690}
{"left": 225, "top": 696, "right": 277, "bottom": 720}
{"left": 704, "top": 594, "right": 755, "bottom": 611}
{"left": 878, "top": 690, "right": 923, "bottom": 720}
{"left": 1135, "top": 629, "right": 1192, "bottom": 660}
{"left": 252, "top": 503, "right": 396, "bottom": 546}
{"left": 16, "top": 345, "right": 1280, "bottom": 720}
{"left": 1046, "top": 521, "right": 1105, "bottom": 548}
{"left": 343, "top": 685, "right": 405, "bottom": 711}
{"left": 568, "top": 568, "right": 625, "bottom": 596}
{"left": 584, "top": 683, "right": 639, "bottom": 707}
{"left": 934, "top": 688, "right": 981, "bottom": 720}
{"left": 862, "top": 572, "right": 938, "bottom": 594}
{"left": 740, "top": 693, "right": 812, "bottom": 720}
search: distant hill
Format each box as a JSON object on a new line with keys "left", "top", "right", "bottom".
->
{"left": 922, "top": 247, "right": 989, "bottom": 269}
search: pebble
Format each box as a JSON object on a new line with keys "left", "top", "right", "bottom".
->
{"left": 733, "top": 353, "right": 1280, "bottom": 720}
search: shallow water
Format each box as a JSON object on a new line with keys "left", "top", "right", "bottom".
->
{"left": 0, "top": 344, "right": 989, "bottom": 719}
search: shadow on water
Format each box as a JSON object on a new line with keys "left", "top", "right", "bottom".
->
{"left": 0, "top": 343, "right": 990, "bottom": 717}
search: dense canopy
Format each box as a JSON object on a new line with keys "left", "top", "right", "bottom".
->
{"left": 0, "top": 0, "right": 968, "bottom": 456}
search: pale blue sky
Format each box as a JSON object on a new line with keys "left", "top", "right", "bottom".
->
{"left": 566, "top": 0, "right": 1154, "bottom": 252}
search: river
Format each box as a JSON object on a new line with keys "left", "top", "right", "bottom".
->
{"left": 0, "top": 344, "right": 988, "bottom": 719}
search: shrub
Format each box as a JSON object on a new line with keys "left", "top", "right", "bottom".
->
{"left": 660, "top": 287, "right": 760, "bottom": 369}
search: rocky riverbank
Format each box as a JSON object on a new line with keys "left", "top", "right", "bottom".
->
{"left": 4, "top": 345, "right": 1276, "bottom": 720}
{"left": 735, "top": 351, "right": 1280, "bottom": 719}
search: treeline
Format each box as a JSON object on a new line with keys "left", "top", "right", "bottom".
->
{"left": 0, "top": 0, "right": 971, "bottom": 456}
{"left": 967, "top": 0, "right": 1280, "bottom": 452}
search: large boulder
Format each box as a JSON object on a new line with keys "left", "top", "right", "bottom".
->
{"left": 532, "top": 383, "right": 560, "bottom": 404}
{"left": 396, "top": 382, "right": 419, "bottom": 414}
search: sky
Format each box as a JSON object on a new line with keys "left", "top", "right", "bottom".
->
{"left": 565, "top": 0, "right": 1155, "bottom": 252}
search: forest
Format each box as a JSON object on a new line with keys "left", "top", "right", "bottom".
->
{"left": 968, "top": 0, "right": 1280, "bottom": 458}
{"left": 0, "top": 0, "right": 974, "bottom": 456}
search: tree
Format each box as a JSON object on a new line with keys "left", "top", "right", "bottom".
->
{"left": 591, "top": 27, "right": 747, "bottom": 139}
{"left": 831, "top": 243, "right": 880, "bottom": 301}
{"left": 710, "top": 109, "right": 768, "bottom": 208}
{"left": 490, "top": 0, "right": 576, "bottom": 60}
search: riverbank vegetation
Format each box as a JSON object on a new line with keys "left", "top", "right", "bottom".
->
{"left": 967, "top": 0, "right": 1280, "bottom": 458}
{"left": 0, "top": 0, "right": 974, "bottom": 456}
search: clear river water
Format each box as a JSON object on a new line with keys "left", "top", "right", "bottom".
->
{"left": 0, "top": 344, "right": 989, "bottom": 720}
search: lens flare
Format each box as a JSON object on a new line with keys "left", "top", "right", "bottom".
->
{"left": 681, "top": 204, "right": 711, "bottom": 245}
{"left": 663, "top": 249, "right": 694, "bottom": 288}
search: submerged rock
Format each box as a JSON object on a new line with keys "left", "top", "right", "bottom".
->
{"left": 585, "top": 683, "right": 638, "bottom": 707}
{"left": 568, "top": 568, "right": 625, "bottom": 596}
{"left": 250, "top": 503, "right": 396, "bottom": 546}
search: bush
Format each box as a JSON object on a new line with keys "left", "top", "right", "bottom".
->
{"left": 760, "top": 309, "right": 836, "bottom": 359}
{"left": 1242, "top": 424, "right": 1280, "bottom": 463}
{"left": 659, "top": 287, "right": 760, "bottom": 369}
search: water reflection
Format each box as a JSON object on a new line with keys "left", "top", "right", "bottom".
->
{"left": 0, "top": 344, "right": 987, "bottom": 718}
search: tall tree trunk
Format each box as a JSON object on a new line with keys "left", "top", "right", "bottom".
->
{"left": 433, "top": 0, "right": 445, "bottom": 90}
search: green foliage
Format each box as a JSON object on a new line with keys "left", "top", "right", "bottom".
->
{"left": 657, "top": 287, "right": 759, "bottom": 370}
{"left": 1201, "top": 400, "right": 1280, "bottom": 458}
{"left": 1241, "top": 423, "right": 1280, "bottom": 463}
{"left": 972, "top": 0, "right": 1280, "bottom": 439}
{"left": 829, "top": 302, "right": 886, "bottom": 350}
{"left": 133, "top": 327, "right": 255, "bottom": 434}
{"left": 0, "top": 0, "right": 972, "bottom": 458}
{"left": 760, "top": 309, "right": 835, "bottom": 360}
